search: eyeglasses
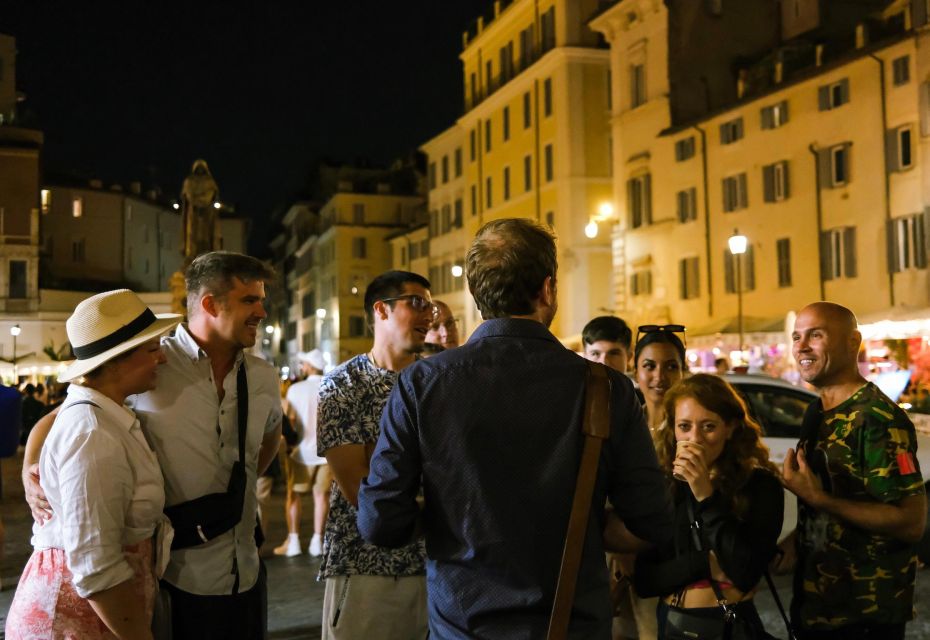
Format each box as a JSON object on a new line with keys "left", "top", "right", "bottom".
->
{"left": 430, "top": 317, "right": 459, "bottom": 331}
{"left": 378, "top": 295, "right": 439, "bottom": 320}
{"left": 636, "top": 324, "right": 687, "bottom": 348}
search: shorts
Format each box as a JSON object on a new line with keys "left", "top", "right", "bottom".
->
{"left": 285, "top": 456, "right": 332, "bottom": 494}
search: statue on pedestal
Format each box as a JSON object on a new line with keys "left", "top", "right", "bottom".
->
{"left": 171, "top": 159, "right": 220, "bottom": 315}
{"left": 181, "top": 159, "right": 220, "bottom": 260}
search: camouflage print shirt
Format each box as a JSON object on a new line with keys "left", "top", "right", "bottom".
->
{"left": 793, "top": 382, "right": 925, "bottom": 630}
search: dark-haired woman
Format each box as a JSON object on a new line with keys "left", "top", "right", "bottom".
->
{"left": 634, "top": 328, "right": 686, "bottom": 434}
{"left": 633, "top": 374, "right": 783, "bottom": 638}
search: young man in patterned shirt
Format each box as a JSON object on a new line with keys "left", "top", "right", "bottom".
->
{"left": 782, "top": 302, "right": 926, "bottom": 639}
{"left": 317, "top": 270, "right": 436, "bottom": 639}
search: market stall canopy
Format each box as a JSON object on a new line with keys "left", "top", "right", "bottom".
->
{"left": 0, "top": 352, "right": 70, "bottom": 377}
{"left": 856, "top": 305, "right": 930, "bottom": 340}
{"left": 688, "top": 315, "right": 786, "bottom": 349}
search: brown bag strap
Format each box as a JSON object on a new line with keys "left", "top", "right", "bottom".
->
{"left": 547, "top": 361, "right": 611, "bottom": 640}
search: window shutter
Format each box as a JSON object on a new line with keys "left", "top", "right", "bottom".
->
{"left": 781, "top": 161, "right": 791, "bottom": 199}
{"left": 676, "top": 191, "right": 686, "bottom": 223}
{"left": 737, "top": 118, "right": 744, "bottom": 139}
{"left": 643, "top": 174, "right": 653, "bottom": 225}
{"left": 843, "top": 227, "right": 857, "bottom": 277}
{"left": 724, "top": 250, "right": 734, "bottom": 293}
{"left": 840, "top": 79, "right": 850, "bottom": 104}
{"left": 915, "top": 0, "right": 929, "bottom": 26}
{"left": 645, "top": 270, "right": 652, "bottom": 294}
{"left": 842, "top": 142, "right": 852, "bottom": 183}
{"left": 626, "top": 179, "right": 635, "bottom": 227}
{"left": 886, "top": 219, "right": 900, "bottom": 274}
{"left": 763, "top": 165, "right": 775, "bottom": 202}
{"left": 745, "top": 246, "right": 756, "bottom": 290}
{"left": 817, "top": 149, "right": 832, "bottom": 189}
{"left": 921, "top": 83, "right": 930, "bottom": 136}
{"left": 689, "top": 188, "right": 697, "bottom": 220}
{"left": 915, "top": 214, "right": 928, "bottom": 269}
{"left": 675, "top": 260, "right": 683, "bottom": 297}
{"left": 818, "top": 86, "right": 830, "bottom": 111}
{"left": 761, "top": 107, "right": 772, "bottom": 130}
{"left": 719, "top": 123, "right": 729, "bottom": 144}
{"left": 885, "top": 129, "right": 900, "bottom": 173}
{"left": 738, "top": 173, "right": 748, "bottom": 208}
{"left": 722, "top": 178, "right": 731, "bottom": 211}
{"left": 780, "top": 100, "right": 789, "bottom": 124}
{"left": 820, "top": 232, "right": 833, "bottom": 281}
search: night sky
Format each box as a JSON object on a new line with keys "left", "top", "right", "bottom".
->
{"left": 3, "top": 1, "right": 490, "bottom": 253}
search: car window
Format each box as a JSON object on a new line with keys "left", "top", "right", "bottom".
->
{"left": 732, "top": 384, "right": 815, "bottom": 438}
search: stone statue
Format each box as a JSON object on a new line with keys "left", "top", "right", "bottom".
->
{"left": 181, "top": 159, "right": 219, "bottom": 260}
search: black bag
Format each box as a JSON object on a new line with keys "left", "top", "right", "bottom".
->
{"left": 663, "top": 499, "right": 795, "bottom": 640}
{"left": 664, "top": 603, "right": 770, "bottom": 640}
{"left": 164, "top": 363, "right": 249, "bottom": 550}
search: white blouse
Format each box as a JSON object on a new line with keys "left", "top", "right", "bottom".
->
{"left": 33, "top": 384, "right": 166, "bottom": 598}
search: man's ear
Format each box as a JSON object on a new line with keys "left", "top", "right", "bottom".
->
{"left": 371, "top": 300, "right": 389, "bottom": 323}
{"left": 540, "top": 275, "right": 557, "bottom": 308}
{"left": 201, "top": 293, "right": 220, "bottom": 319}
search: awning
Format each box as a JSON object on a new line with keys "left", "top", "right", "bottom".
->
{"left": 687, "top": 315, "right": 790, "bottom": 349}
{"left": 857, "top": 306, "right": 930, "bottom": 340}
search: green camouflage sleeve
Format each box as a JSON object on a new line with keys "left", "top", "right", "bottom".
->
{"left": 861, "top": 403, "right": 925, "bottom": 502}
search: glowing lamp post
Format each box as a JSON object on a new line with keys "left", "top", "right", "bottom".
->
{"left": 728, "top": 231, "right": 748, "bottom": 364}
{"left": 10, "top": 324, "right": 21, "bottom": 381}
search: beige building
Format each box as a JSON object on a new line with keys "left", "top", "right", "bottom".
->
{"left": 417, "top": 125, "right": 473, "bottom": 337}
{"left": 592, "top": 0, "right": 929, "bottom": 367}
{"left": 417, "top": 0, "right": 615, "bottom": 343}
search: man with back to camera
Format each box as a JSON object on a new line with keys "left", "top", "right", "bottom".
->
{"left": 24, "top": 251, "right": 283, "bottom": 639}
{"left": 357, "top": 218, "right": 674, "bottom": 638}
{"left": 781, "top": 301, "right": 926, "bottom": 640}
{"left": 316, "top": 270, "right": 436, "bottom": 639}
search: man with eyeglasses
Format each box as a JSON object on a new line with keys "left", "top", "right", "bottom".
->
{"left": 358, "top": 219, "right": 674, "bottom": 638}
{"left": 424, "top": 300, "right": 460, "bottom": 351}
{"left": 316, "top": 270, "right": 435, "bottom": 639}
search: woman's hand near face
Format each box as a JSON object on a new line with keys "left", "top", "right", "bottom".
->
{"left": 673, "top": 444, "right": 713, "bottom": 501}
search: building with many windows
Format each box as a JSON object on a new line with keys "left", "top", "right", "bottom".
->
{"left": 591, "top": 0, "right": 930, "bottom": 370}
{"left": 417, "top": 0, "right": 615, "bottom": 343}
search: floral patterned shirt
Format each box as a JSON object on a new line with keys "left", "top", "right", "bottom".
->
{"left": 317, "top": 354, "right": 426, "bottom": 578}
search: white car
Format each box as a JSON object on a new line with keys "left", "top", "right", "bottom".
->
{"left": 724, "top": 373, "right": 930, "bottom": 558}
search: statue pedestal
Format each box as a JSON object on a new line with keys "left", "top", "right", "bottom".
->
{"left": 169, "top": 270, "right": 187, "bottom": 317}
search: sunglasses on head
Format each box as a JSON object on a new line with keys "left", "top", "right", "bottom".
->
{"left": 378, "top": 295, "right": 439, "bottom": 320}
{"left": 636, "top": 324, "right": 687, "bottom": 347}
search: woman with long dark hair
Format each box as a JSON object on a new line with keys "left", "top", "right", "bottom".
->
{"left": 634, "top": 374, "right": 783, "bottom": 638}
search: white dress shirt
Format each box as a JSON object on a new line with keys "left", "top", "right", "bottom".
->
{"left": 33, "top": 384, "right": 166, "bottom": 598}
{"left": 130, "top": 324, "right": 282, "bottom": 596}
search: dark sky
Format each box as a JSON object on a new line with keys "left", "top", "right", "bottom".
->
{"left": 3, "top": 1, "right": 490, "bottom": 253}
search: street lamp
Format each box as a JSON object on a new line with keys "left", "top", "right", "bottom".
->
{"left": 728, "top": 230, "right": 748, "bottom": 365}
{"left": 584, "top": 202, "right": 615, "bottom": 239}
{"left": 10, "top": 324, "right": 21, "bottom": 382}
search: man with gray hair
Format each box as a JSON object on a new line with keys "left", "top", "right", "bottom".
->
{"left": 25, "top": 251, "right": 283, "bottom": 640}
{"left": 358, "top": 218, "right": 674, "bottom": 638}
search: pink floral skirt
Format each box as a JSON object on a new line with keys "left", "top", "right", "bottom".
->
{"left": 6, "top": 540, "right": 155, "bottom": 639}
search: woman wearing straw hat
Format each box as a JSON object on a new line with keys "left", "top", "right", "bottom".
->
{"left": 7, "top": 289, "right": 181, "bottom": 640}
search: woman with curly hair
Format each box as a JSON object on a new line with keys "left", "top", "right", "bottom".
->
{"left": 633, "top": 374, "right": 784, "bottom": 639}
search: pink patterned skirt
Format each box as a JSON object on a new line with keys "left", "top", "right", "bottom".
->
{"left": 6, "top": 539, "right": 156, "bottom": 639}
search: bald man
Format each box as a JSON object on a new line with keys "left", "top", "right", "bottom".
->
{"left": 781, "top": 302, "right": 926, "bottom": 639}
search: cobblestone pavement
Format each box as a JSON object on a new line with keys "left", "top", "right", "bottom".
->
{"left": 0, "top": 451, "right": 926, "bottom": 639}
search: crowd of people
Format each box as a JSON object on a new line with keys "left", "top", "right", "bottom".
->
{"left": 0, "top": 220, "right": 925, "bottom": 639}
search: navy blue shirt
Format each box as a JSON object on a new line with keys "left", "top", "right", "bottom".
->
{"left": 358, "top": 318, "right": 675, "bottom": 639}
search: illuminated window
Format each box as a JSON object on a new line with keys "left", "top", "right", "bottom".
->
{"left": 41, "top": 190, "right": 51, "bottom": 214}
{"left": 72, "top": 197, "right": 83, "bottom": 218}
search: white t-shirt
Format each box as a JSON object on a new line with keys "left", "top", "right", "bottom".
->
{"left": 286, "top": 375, "right": 326, "bottom": 466}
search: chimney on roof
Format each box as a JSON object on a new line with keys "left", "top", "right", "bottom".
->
{"left": 855, "top": 23, "right": 868, "bottom": 49}
{"left": 737, "top": 69, "right": 748, "bottom": 99}
{"left": 130, "top": 181, "right": 142, "bottom": 195}
{"left": 494, "top": 1, "right": 501, "bottom": 18}
{"left": 146, "top": 189, "right": 158, "bottom": 201}
{"left": 110, "top": 184, "right": 123, "bottom": 192}
{"left": 89, "top": 178, "right": 103, "bottom": 189}
{"left": 774, "top": 51, "right": 784, "bottom": 84}
{"left": 377, "top": 182, "right": 391, "bottom": 194}
{"left": 815, "top": 44, "right": 824, "bottom": 67}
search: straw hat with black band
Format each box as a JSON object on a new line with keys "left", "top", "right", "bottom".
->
{"left": 58, "top": 289, "right": 182, "bottom": 383}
